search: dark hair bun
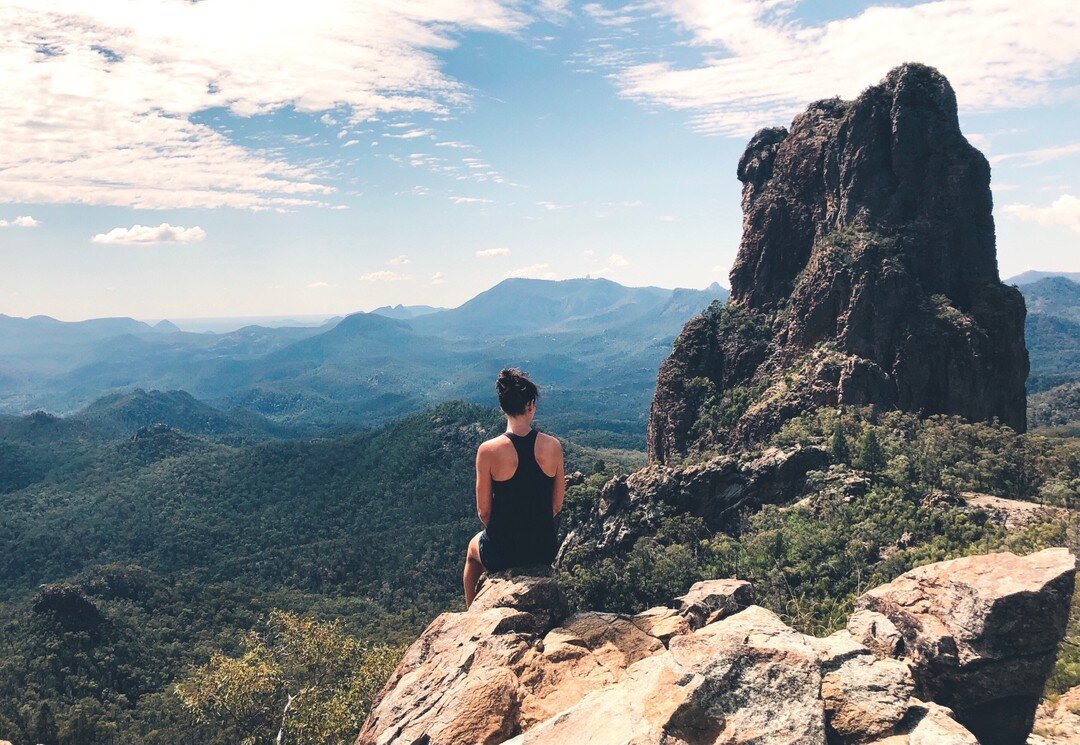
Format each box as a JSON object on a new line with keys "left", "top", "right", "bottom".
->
{"left": 496, "top": 368, "right": 539, "bottom": 416}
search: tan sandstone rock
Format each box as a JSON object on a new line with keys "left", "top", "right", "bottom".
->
{"left": 361, "top": 550, "right": 1072, "bottom": 745}
{"left": 852, "top": 547, "right": 1077, "bottom": 745}
{"left": 357, "top": 572, "right": 672, "bottom": 745}
{"left": 630, "top": 605, "right": 692, "bottom": 644}
{"left": 674, "top": 578, "right": 754, "bottom": 629}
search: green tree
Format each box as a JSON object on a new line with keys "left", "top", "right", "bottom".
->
{"left": 855, "top": 429, "right": 886, "bottom": 474}
{"left": 176, "top": 612, "right": 401, "bottom": 745}
{"left": 829, "top": 419, "right": 850, "bottom": 464}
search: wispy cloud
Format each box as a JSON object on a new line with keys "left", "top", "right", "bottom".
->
{"left": 430, "top": 271, "right": 446, "bottom": 285}
{"left": 387, "top": 255, "right": 412, "bottom": 265}
{"left": 383, "top": 128, "right": 435, "bottom": 140}
{"left": 308, "top": 281, "right": 331, "bottom": 289}
{"left": 449, "top": 196, "right": 494, "bottom": 205}
{"left": 991, "top": 142, "right": 1080, "bottom": 167}
{"left": 601, "top": 0, "right": 1079, "bottom": 136}
{"left": 476, "top": 247, "right": 511, "bottom": 257}
{"left": 1003, "top": 194, "right": 1080, "bottom": 233}
{"left": 91, "top": 223, "right": 206, "bottom": 245}
{"left": 0, "top": 215, "right": 39, "bottom": 228}
{"left": 359, "top": 270, "right": 414, "bottom": 282}
{"left": 536, "top": 200, "right": 570, "bottom": 211}
{"left": 0, "top": 1, "right": 541, "bottom": 209}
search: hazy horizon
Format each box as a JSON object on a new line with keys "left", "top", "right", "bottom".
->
{"left": 2, "top": 1, "right": 1077, "bottom": 320}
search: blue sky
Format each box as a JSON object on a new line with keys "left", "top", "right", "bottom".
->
{"left": 0, "top": 0, "right": 1077, "bottom": 320}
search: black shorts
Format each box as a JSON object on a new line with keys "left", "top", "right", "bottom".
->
{"left": 478, "top": 529, "right": 554, "bottom": 573}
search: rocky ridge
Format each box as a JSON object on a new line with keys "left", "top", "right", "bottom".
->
{"left": 358, "top": 548, "right": 1075, "bottom": 745}
{"left": 648, "top": 63, "right": 1028, "bottom": 464}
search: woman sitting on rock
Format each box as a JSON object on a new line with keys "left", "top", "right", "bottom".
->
{"left": 463, "top": 368, "right": 564, "bottom": 607}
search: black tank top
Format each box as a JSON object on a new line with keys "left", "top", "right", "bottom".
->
{"left": 486, "top": 429, "right": 557, "bottom": 566}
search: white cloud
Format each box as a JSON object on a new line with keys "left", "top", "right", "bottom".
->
{"left": 1003, "top": 194, "right": 1080, "bottom": 233}
{"left": 582, "top": 2, "right": 639, "bottom": 27}
{"left": 449, "top": 196, "right": 493, "bottom": 205}
{"left": 383, "top": 128, "right": 435, "bottom": 139}
{"left": 91, "top": 223, "right": 206, "bottom": 244}
{"left": 536, "top": 200, "right": 570, "bottom": 210}
{"left": 308, "top": 281, "right": 330, "bottom": 289}
{"left": 506, "top": 263, "right": 557, "bottom": 279}
{"left": 387, "top": 255, "right": 412, "bottom": 265}
{"left": 0, "top": 215, "right": 39, "bottom": 228}
{"left": 992, "top": 142, "right": 1080, "bottom": 167}
{"left": 0, "top": 1, "right": 540, "bottom": 209}
{"left": 359, "top": 270, "right": 414, "bottom": 282}
{"left": 476, "top": 247, "right": 511, "bottom": 257}
{"left": 608, "top": 253, "right": 630, "bottom": 266}
{"left": 609, "top": 0, "right": 1080, "bottom": 136}
{"left": 430, "top": 271, "right": 446, "bottom": 285}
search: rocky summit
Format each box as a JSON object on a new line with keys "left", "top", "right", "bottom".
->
{"left": 357, "top": 548, "right": 1075, "bottom": 745}
{"left": 648, "top": 63, "right": 1029, "bottom": 464}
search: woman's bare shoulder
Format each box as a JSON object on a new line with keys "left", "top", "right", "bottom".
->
{"left": 536, "top": 432, "right": 563, "bottom": 453}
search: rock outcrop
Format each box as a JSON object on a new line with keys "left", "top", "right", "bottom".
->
{"left": 849, "top": 547, "right": 1076, "bottom": 745}
{"left": 358, "top": 548, "right": 1074, "bottom": 745}
{"left": 558, "top": 444, "right": 828, "bottom": 563}
{"left": 648, "top": 63, "right": 1028, "bottom": 464}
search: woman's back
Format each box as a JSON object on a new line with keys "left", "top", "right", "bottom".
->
{"left": 482, "top": 429, "right": 557, "bottom": 569}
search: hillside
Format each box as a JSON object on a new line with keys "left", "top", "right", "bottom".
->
{"left": 1030, "top": 380, "right": 1080, "bottom": 432}
{"left": 1020, "top": 277, "right": 1080, "bottom": 392}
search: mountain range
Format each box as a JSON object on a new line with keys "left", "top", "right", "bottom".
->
{"left": 0, "top": 278, "right": 728, "bottom": 447}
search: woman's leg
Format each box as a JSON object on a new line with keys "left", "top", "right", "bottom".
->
{"left": 463, "top": 531, "right": 486, "bottom": 608}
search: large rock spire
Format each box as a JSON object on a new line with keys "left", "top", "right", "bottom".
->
{"left": 649, "top": 63, "right": 1028, "bottom": 464}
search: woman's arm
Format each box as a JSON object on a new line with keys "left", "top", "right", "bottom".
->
{"left": 551, "top": 441, "right": 565, "bottom": 517}
{"left": 475, "top": 445, "right": 493, "bottom": 525}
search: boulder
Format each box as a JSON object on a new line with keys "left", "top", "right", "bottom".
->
{"left": 630, "top": 606, "right": 691, "bottom": 644}
{"left": 506, "top": 605, "right": 831, "bottom": 745}
{"left": 674, "top": 578, "right": 754, "bottom": 629}
{"left": 358, "top": 571, "right": 671, "bottom": 745}
{"left": 471, "top": 569, "right": 568, "bottom": 631}
{"left": 850, "top": 547, "right": 1076, "bottom": 745}
{"left": 822, "top": 653, "right": 916, "bottom": 742}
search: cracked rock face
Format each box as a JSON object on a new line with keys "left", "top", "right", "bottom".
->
{"left": 850, "top": 547, "right": 1077, "bottom": 745}
{"left": 648, "top": 63, "right": 1029, "bottom": 464}
{"left": 358, "top": 549, "right": 1074, "bottom": 745}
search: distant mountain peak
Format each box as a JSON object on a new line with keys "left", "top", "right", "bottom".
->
{"left": 1005, "top": 270, "right": 1080, "bottom": 286}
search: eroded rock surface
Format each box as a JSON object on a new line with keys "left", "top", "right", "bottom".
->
{"left": 648, "top": 62, "right": 1028, "bottom": 463}
{"left": 850, "top": 547, "right": 1076, "bottom": 745}
{"left": 359, "top": 550, "right": 1074, "bottom": 745}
